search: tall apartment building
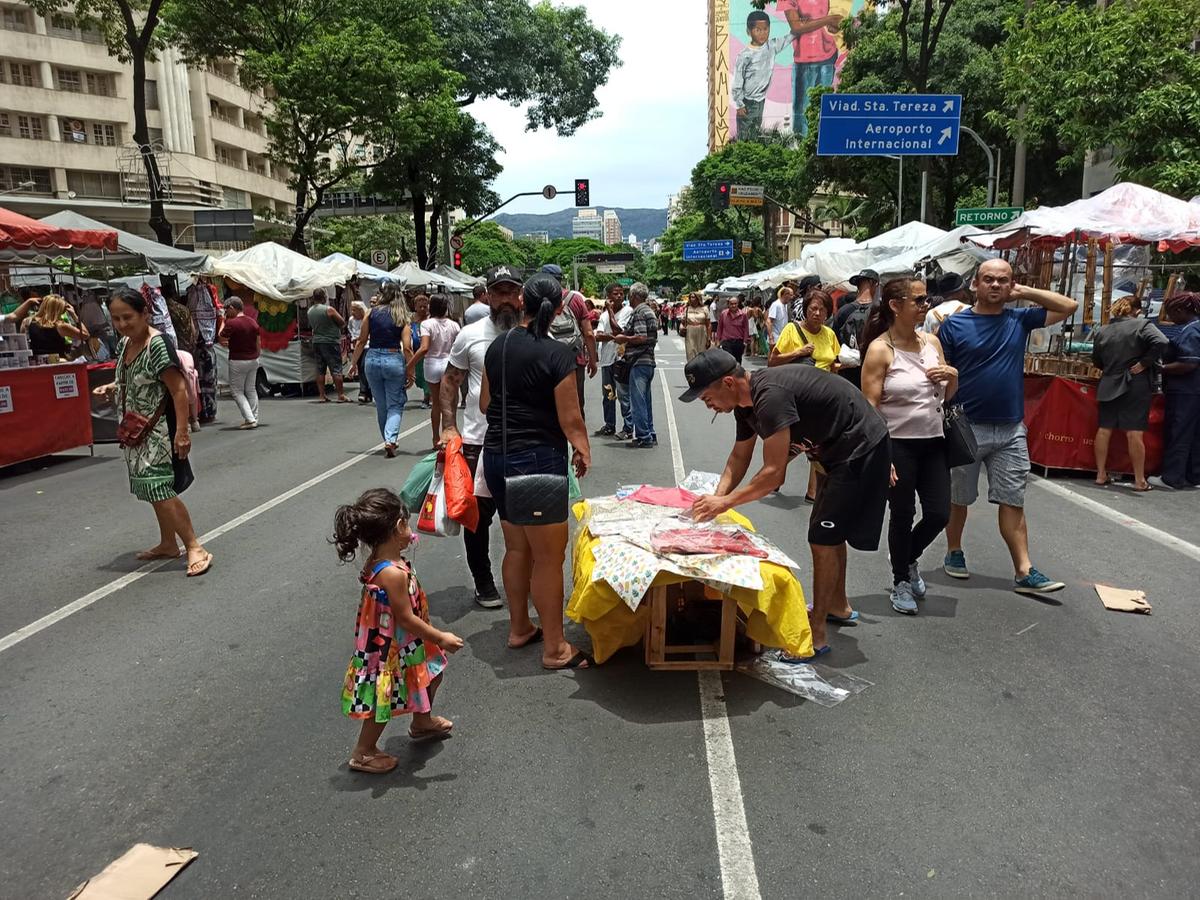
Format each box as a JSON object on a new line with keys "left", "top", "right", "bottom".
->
{"left": 522, "top": 230, "right": 550, "bottom": 244}
{"left": 571, "top": 208, "right": 602, "bottom": 241}
{"left": 601, "top": 209, "right": 621, "bottom": 246}
{"left": 0, "top": 3, "right": 293, "bottom": 242}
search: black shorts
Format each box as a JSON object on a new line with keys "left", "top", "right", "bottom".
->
{"left": 808, "top": 438, "right": 891, "bottom": 550}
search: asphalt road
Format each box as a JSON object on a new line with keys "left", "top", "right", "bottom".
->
{"left": 2, "top": 333, "right": 1198, "bottom": 899}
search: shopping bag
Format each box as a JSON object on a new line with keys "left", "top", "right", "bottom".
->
{"left": 443, "top": 436, "right": 479, "bottom": 532}
{"left": 401, "top": 451, "right": 439, "bottom": 512}
{"left": 417, "top": 453, "right": 461, "bottom": 537}
{"left": 569, "top": 461, "right": 582, "bottom": 503}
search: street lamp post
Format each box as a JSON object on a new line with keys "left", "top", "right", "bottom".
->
{"left": 960, "top": 126, "right": 997, "bottom": 208}
{"left": 0, "top": 180, "right": 36, "bottom": 196}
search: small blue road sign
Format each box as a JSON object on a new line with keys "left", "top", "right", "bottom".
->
{"left": 817, "top": 94, "right": 962, "bottom": 157}
{"left": 683, "top": 239, "right": 736, "bottom": 262}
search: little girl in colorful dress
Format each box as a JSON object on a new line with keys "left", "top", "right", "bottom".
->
{"left": 332, "top": 488, "right": 463, "bottom": 774}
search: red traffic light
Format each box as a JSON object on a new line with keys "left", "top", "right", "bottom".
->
{"left": 453, "top": 250, "right": 462, "bottom": 268}
{"left": 719, "top": 184, "right": 728, "bottom": 193}
{"left": 577, "top": 182, "right": 587, "bottom": 190}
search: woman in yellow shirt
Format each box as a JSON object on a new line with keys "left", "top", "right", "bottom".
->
{"left": 769, "top": 289, "right": 841, "bottom": 371}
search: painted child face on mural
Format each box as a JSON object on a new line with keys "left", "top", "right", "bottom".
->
{"left": 748, "top": 19, "right": 771, "bottom": 46}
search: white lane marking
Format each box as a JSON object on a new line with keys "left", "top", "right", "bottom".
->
{"left": 0, "top": 420, "right": 427, "bottom": 655}
{"left": 659, "top": 372, "right": 762, "bottom": 900}
{"left": 1015, "top": 623, "right": 1037, "bottom": 636}
{"left": 1030, "top": 476, "right": 1200, "bottom": 563}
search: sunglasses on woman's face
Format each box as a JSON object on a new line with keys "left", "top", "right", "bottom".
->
{"left": 911, "top": 294, "right": 930, "bottom": 306}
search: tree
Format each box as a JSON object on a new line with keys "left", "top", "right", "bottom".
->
{"left": 457, "top": 221, "right": 525, "bottom": 273}
{"left": 166, "top": 0, "right": 459, "bottom": 253}
{"left": 312, "top": 214, "right": 416, "bottom": 266}
{"left": 998, "top": 0, "right": 1200, "bottom": 198}
{"left": 812, "top": 194, "right": 871, "bottom": 237}
{"left": 31, "top": 0, "right": 173, "bottom": 243}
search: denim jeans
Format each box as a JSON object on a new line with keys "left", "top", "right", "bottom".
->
{"left": 629, "top": 363, "right": 656, "bottom": 442}
{"left": 482, "top": 444, "right": 568, "bottom": 524}
{"left": 363, "top": 348, "right": 406, "bottom": 443}
{"left": 602, "top": 365, "right": 632, "bottom": 432}
{"left": 793, "top": 57, "right": 836, "bottom": 136}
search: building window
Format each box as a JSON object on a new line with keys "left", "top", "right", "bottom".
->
{"left": 6, "top": 61, "right": 37, "bottom": 87}
{"left": 60, "top": 117, "right": 85, "bottom": 142}
{"left": 85, "top": 72, "right": 113, "bottom": 96}
{"left": 66, "top": 170, "right": 122, "bottom": 198}
{"left": 0, "top": 166, "right": 52, "bottom": 193}
{"left": 1, "top": 7, "right": 32, "bottom": 32}
{"left": 49, "top": 13, "right": 76, "bottom": 37}
{"left": 91, "top": 122, "right": 118, "bottom": 145}
{"left": 16, "top": 114, "right": 44, "bottom": 140}
{"left": 148, "top": 127, "right": 163, "bottom": 145}
{"left": 145, "top": 79, "right": 159, "bottom": 110}
{"left": 56, "top": 68, "right": 82, "bottom": 92}
{"left": 0, "top": 112, "right": 9, "bottom": 136}
{"left": 223, "top": 187, "right": 248, "bottom": 209}
{"left": 215, "top": 144, "right": 240, "bottom": 168}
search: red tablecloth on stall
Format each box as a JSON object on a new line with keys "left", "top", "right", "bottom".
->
{"left": 1023, "top": 374, "right": 1164, "bottom": 475}
{"left": 0, "top": 364, "right": 93, "bottom": 467}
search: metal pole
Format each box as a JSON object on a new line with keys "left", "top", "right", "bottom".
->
{"left": 440, "top": 207, "right": 452, "bottom": 270}
{"left": 572, "top": 255, "right": 580, "bottom": 292}
{"left": 961, "top": 126, "right": 996, "bottom": 208}
{"left": 898, "top": 156, "right": 904, "bottom": 226}
{"left": 920, "top": 169, "right": 928, "bottom": 223}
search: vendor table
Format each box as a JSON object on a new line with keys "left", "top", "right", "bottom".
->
{"left": 0, "top": 363, "right": 93, "bottom": 467}
{"left": 566, "top": 502, "right": 812, "bottom": 664}
{"left": 1023, "top": 374, "right": 1164, "bottom": 475}
{"left": 213, "top": 341, "right": 317, "bottom": 389}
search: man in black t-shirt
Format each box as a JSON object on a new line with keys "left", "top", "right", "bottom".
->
{"left": 681, "top": 348, "right": 890, "bottom": 658}
{"left": 829, "top": 267, "right": 879, "bottom": 390}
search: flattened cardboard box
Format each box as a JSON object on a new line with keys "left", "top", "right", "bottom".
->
{"left": 68, "top": 844, "right": 197, "bottom": 900}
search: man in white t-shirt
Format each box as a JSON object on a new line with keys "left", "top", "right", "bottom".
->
{"left": 593, "top": 282, "right": 634, "bottom": 436}
{"left": 439, "top": 265, "right": 523, "bottom": 609}
{"left": 923, "top": 271, "right": 972, "bottom": 334}
{"left": 767, "top": 287, "right": 792, "bottom": 348}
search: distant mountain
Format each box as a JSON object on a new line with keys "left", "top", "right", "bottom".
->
{"left": 491, "top": 207, "right": 667, "bottom": 242}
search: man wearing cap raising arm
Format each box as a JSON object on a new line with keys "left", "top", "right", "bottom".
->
{"left": 937, "top": 259, "right": 1077, "bottom": 594}
{"left": 683, "top": 348, "right": 891, "bottom": 659}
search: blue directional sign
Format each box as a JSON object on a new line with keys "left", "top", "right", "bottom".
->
{"left": 683, "top": 239, "right": 735, "bottom": 262}
{"left": 817, "top": 94, "right": 961, "bottom": 157}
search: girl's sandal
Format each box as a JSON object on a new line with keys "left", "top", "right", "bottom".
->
{"left": 348, "top": 752, "right": 398, "bottom": 774}
{"left": 409, "top": 716, "right": 454, "bottom": 743}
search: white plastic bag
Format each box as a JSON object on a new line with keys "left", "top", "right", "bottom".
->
{"left": 837, "top": 345, "right": 861, "bottom": 368}
{"left": 417, "top": 463, "right": 461, "bottom": 537}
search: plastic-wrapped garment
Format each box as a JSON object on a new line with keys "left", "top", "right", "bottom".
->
{"left": 626, "top": 485, "right": 700, "bottom": 509}
{"left": 651, "top": 527, "right": 767, "bottom": 558}
{"left": 678, "top": 470, "right": 721, "bottom": 494}
{"left": 737, "top": 652, "right": 873, "bottom": 707}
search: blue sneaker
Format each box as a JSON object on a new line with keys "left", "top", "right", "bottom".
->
{"left": 943, "top": 550, "right": 969, "bottom": 579}
{"left": 1014, "top": 567, "right": 1065, "bottom": 596}
{"left": 908, "top": 562, "right": 927, "bottom": 599}
{"left": 891, "top": 581, "right": 918, "bottom": 615}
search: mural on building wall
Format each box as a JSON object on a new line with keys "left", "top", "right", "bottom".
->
{"left": 711, "top": 0, "right": 865, "bottom": 148}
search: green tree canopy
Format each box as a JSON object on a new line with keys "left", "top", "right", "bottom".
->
{"left": 458, "top": 221, "right": 526, "bottom": 272}
{"left": 312, "top": 215, "right": 417, "bottom": 267}
{"left": 998, "top": 0, "right": 1200, "bottom": 198}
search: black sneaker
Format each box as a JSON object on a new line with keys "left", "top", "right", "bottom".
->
{"left": 615, "top": 429, "right": 633, "bottom": 441}
{"left": 630, "top": 438, "right": 657, "bottom": 448}
{"left": 593, "top": 425, "right": 616, "bottom": 437}
{"left": 474, "top": 587, "right": 504, "bottom": 609}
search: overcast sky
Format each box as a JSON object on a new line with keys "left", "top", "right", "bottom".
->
{"left": 472, "top": 0, "right": 709, "bottom": 215}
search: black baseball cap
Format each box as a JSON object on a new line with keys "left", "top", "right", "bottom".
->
{"left": 936, "top": 272, "right": 966, "bottom": 295}
{"left": 679, "top": 348, "right": 739, "bottom": 403}
{"left": 798, "top": 274, "right": 821, "bottom": 292}
{"left": 849, "top": 268, "right": 879, "bottom": 286}
{"left": 540, "top": 263, "right": 564, "bottom": 280}
{"left": 486, "top": 265, "right": 523, "bottom": 288}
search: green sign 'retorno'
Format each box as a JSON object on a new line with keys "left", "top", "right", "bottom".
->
{"left": 954, "top": 207, "right": 1023, "bottom": 227}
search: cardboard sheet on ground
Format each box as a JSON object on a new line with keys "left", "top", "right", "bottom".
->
{"left": 567, "top": 500, "right": 812, "bottom": 663}
{"left": 68, "top": 844, "right": 197, "bottom": 899}
{"left": 1095, "top": 584, "right": 1152, "bottom": 614}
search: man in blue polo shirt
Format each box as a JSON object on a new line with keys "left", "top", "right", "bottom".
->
{"left": 937, "top": 259, "right": 1078, "bottom": 595}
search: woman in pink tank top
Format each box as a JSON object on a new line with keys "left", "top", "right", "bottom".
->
{"left": 861, "top": 277, "right": 958, "bottom": 615}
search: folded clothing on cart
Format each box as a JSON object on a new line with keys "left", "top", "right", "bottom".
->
{"left": 650, "top": 527, "right": 768, "bottom": 558}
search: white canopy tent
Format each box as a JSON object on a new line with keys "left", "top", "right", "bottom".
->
{"left": 204, "top": 242, "right": 356, "bottom": 302}
{"left": 36, "top": 210, "right": 209, "bottom": 274}
{"left": 318, "top": 252, "right": 393, "bottom": 282}
{"left": 387, "top": 261, "right": 474, "bottom": 293}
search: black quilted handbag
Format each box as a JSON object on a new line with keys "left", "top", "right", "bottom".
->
{"left": 501, "top": 329, "right": 569, "bottom": 525}
{"left": 942, "top": 403, "right": 978, "bottom": 469}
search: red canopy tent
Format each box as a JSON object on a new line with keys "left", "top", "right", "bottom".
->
{"left": 0, "top": 205, "right": 117, "bottom": 252}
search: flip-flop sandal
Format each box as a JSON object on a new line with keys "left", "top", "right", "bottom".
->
{"left": 337, "top": 398, "right": 352, "bottom": 403}
{"left": 409, "top": 718, "right": 454, "bottom": 743}
{"left": 826, "top": 610, "right": 860, "bottom": 626}
{"left": 543, "top": 649, "right": 593, "bottom": 671}
{"left": 782, "top": 645, "right": 831, "bottom": 664}
{"left": 186, "top": 552, "right": 213, "bottom": 578}
{"left": 348, "top": 753, "right": 397, "bottom": 773}
{"left": 508, "top": 627, "right": 543, "bottom": 649}
{"left": 1131, "top": 484, "right": 1152, "bottom": 492}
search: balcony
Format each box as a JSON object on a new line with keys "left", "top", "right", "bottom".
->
{"left": 209, "top": 116, "right": 267, "bottom": 155}
{"left": 204, "top": 75, "right": 256, "bottom": 113}
{"left": 0, "top": 134, "right": 120, "bottom": 170}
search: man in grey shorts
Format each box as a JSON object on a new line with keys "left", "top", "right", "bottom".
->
{"left": 936, "top": 260, "right": 1078, "bottom": 595}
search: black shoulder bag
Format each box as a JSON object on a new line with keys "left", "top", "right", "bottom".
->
{"left": 501, "top": 328, "right": 569, "bottom": 525}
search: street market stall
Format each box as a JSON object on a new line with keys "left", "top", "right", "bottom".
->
{"left": 965, "top": 182, "right": 1200, "bottom": 474}
{"left": 205, "top": 242, "right": 357, "bottom": 390}
{"left": 36, "top": 211, "right": 208, "bottom": 274}
{"left": 318, "top": 253, "right": 393, "bottom": 302}
{"left": 0, "top": 208, "right": 117, "bottom": 466}
{"left": 566, "top": 490, "right": 812, "bottom": 666}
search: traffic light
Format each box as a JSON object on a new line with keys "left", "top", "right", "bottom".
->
{"left": 453, "top": 250, "right": 463, "bottom": 268}
{"left": 574, "top": 179, "right": 590, "bottom": 207}
{"left": 712, "top": 181, "right": 730, "bottom": 211}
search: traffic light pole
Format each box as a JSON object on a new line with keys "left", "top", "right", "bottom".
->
{"left": 452, "top": 188, "right": 574, "bottom": 238}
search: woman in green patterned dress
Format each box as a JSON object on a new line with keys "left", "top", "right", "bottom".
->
{"left": 93, "top": 289, "right": 212, "bottom": 577}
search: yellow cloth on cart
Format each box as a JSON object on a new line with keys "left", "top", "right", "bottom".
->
{"left": 566, "top": 502, "right": 813, "bottom": 663}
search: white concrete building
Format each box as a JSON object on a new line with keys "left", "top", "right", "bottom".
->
{"left": 572, "top": 208, "right": 602, "bottom": 241}
{"left": 0, "top": 3, "right": 293, "bottom": 242}
{"left": 602, "top": 209, "right": 621, "bottom": 246}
